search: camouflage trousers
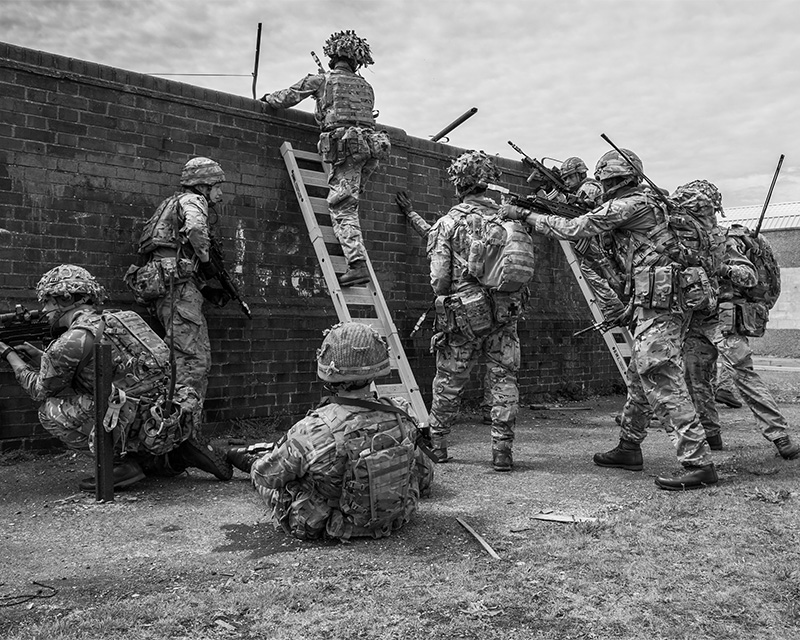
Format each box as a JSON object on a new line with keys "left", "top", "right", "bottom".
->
{"left": 38, "top": 394, "right": 95, "bottom": 450}
{"left": 715, "top": 357, "right": 739, "bottom": 397}
{"left": 718, "top": 332, "right": 790, "bottom": 441}
{"left": 428, "top": 322, "right": 520, "bottom": 445}
{"left": 255, "top": 479, "right": 333, "bottom": 540}
{"left": 326, "top": 152, "right": 379, "bottom": 265}
{"left": 155, "top": 280, "right": 211, "bottom": 404}
{"left": 684, "top": 309, "right": 723, "bottom": 439}
{"left": 618, "top": 309, "right": 712, "bottom": 467}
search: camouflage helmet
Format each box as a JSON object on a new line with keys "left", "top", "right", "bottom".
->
{"left": 560, "top": 157, "right": 589, "bottom": 179}
{"left": 180, "top": 157, "right": 225, "bottom": 187}
{"left": 36, "top": 264, "right": 106, "bottom": 303}
{"left": 323, "top": 30, "right": 374, "bottom": 68}
{"left": 317, "top": 321, "right": 391, "bottom": 383}
{"left": 676, "top": 179, "right": 724, "bottom": 217}
{"left": 447, "top": 150, "right": 501, "bottom": 197}
{"left": 594, "top": 149, "right": 643, "bottom": 182}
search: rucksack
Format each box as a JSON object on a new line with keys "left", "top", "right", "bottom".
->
{"left": 731, "top": 225, "right": 781, "bottom": 309}
{"left": 466, "top": 209, "right": 536, "bottom": 292}
{"left": 321, "top": 396, "right": 418, "bottom": 540}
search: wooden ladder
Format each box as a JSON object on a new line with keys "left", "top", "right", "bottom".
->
{"left": 558, "top": 240, "right": 633, "bottom": 379}
{"left": 280, "top": 141, "right": 429, "bottom": 424}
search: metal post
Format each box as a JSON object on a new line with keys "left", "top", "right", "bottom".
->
{"left": 94, "top": 341, "right": 114, "bottom": 502}
{"left": 251, "top": 22, "right": 263, "bottom": 100}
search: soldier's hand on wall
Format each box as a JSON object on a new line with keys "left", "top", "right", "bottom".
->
{"left": 395, "top": 191, "right": 414, "bottom": 217}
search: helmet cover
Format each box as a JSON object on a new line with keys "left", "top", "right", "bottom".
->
{"left": 323, "top": 30, "right": 374, "bottom": 68}
{"left": 180, "top": 157, "right": 225, "bottom": 187}
{"left": 36, "top": 264, "right": 106, "bottom": 303}
{"left": 317, "top": 321, "right": 391, "bottom": 382}
{"left": 447, "top": 150, "right": 501, "bottom": 197}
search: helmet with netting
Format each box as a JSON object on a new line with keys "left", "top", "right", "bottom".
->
{"left": 323, "top": 30, "right": 374, "bottom": 68}
{"left": 560, "top": 157, "right": 589, "bottom": 179}
{"left": 447, "top": 150, "right": 501, "bottom": 197}
{"left": 180, "top": 157, "right": 225, "bottom": 187}
{"left": 316, "top": 322, "right": 391, "bottom": 382}
{"left": 674, "top": 179, "right": 724, "bottom": 218}
{"left": 594, "top": 149, "right": 643, "bottom": 181}
{"left": 36, "top": 264, "right": 107, "bottom": 303}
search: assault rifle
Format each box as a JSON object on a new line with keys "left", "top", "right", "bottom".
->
{"left": 572, "top": 320, "right": 614, "bottom": 337}
{"left": 507, "top": 141, "right": 568, "bottom": 193}
{"left": 0, "top": 304, "right": 51, "bottom": 346}
{"left": 485, "top": 183, "right": 589, "bottom": 219}
{"left": 208, "top": 236, "right": 252, "bottom": 319}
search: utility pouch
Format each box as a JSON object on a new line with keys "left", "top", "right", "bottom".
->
{"left": 318, "top": 131, "right": 336, "bottom": 164}
{"left": 123, "top": 260, "right": 166, "bottom": 305}
{"left": 452, "top": 287, "right": 493, "bottom": 338}
{"left": 491, "top": 289, "right": 527, "bottom": 325}
{"left": 159, "top": 257, "right": 194, "bottom": 283}
{"left": 736, "top": 301, "right": 768, "bottom": 338}
{"left": 368, "top": 130, "right": 391, "bottom": 161}
{"left": 718, "top": 302, "right": 736, "bottom": 335}
{"left": 634, "top": 265, "right": 674, "bottom": 310}
{"left": 680, "top": 266, "right": 716, "bottom": 311}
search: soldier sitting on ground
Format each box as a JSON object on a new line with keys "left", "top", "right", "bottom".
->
{"left": 0, "top": 265, "right": 232, "bottom": 491}
{"left": 227, "top": 321, "right": 433, "bottom": 541}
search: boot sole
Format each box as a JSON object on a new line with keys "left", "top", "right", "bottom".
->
{"left": 593, "top": 460, "right": 643, "bottom": 471}
{"left": 655, "top": 479, "right": 717, "bottom": 491}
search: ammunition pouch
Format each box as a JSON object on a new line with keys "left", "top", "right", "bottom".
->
{"left": 490, "top": 288, "right": 528, "bottom": 326}
{"left": 718, "top": 301, "right": 768, "bottom": 337}
{"left": 318, "top": 127, "right": 388, "bottom": 165}
{"left": 633, "top": 265, "right": 676, "bottom": 310}
{"left": 124, "top": 257, "right": 195, "bottom": 305}
{"left": 680, "top": 266, "right": 716, "bottom": 312}
{"left": 434, "top": 286, "right": 493, "bottom": 339}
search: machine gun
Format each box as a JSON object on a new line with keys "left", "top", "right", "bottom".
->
{"left": 485, "top": 183, "right": 589, "bottom": 219}
{"left": 208, "top": 236, "right": 252, "bottom": 319}
{"left": 0, "top": 304, "right": 51, "bottom": 346}
{"left": 507, "top": 141, "right": 569, "bottom": 193}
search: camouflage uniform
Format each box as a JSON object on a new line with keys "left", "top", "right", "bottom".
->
{"left": 251, "top": 391, "right": 432, "bottom": 540}
{"left": 263, "top": 57, "right": 388, "bottom": 267}
{"left": 427, "top": 194, "right": 522, "bottom": 458}
{"left": 517, "top": 185, "right": 713, "bottom": 469}
{"left": 140, "top": 191, "right": 213, "bottom": 403}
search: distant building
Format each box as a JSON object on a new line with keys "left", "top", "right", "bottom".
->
{"left": 723, "top": 202, "right": 800, "bottom": 357}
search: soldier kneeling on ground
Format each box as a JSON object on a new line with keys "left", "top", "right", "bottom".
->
{"left": 227, "top": 321, "right": 434, "bottom": 541}
{"left": 0, "top": 265, "right": 232, "bottom": 492}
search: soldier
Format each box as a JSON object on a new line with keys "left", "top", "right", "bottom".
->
{"left": 261, "top": 30, "right": 391, "bottom": 287}
{"left": 127, "top": 156, "right": 228, "bottom": 414}
{"left": 426, "top": 151, "right": 524, "bottom": 471}
{"left": 0, "top": 265, "right": 232, "bottom": 491}
{"left": 226, "top": 322, "right": 433, "bottom": 541}
{"left": 716, "top": 223, "right": 800, "bottom": 458}
{"left": 502, "top": 149, "right": 717, "bottom": 490}
{"left": 560, "top": 156, "right": 604, "bottom": 209}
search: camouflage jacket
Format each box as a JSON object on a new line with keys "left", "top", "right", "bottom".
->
{"left": 15, "top": 309, "right": 99, "bottom": 402}
{"left": 146, "top": 191, "right": 211, "bottom": 263}
{"left": 427, "top": 195, "right": 494, "bottom": 296}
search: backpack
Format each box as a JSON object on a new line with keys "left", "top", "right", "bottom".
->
{"left": 731, "top": 225, "right": 781, "bottom": 309}
{"left": 322, "top": 396, "right": 418, "bottom": 540}
{"left": 467, "top": 210, "right": 536, "bottom": 292}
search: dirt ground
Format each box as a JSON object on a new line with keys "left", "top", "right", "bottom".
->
{"left": 2, "top": 363, "right": 800, "bottom": 634}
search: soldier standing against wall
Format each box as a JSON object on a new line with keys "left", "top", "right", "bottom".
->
{"left": 127, "top": 157, "right": 228, "bottom": 419}
{"left": 425, "top": 151, "right": 523, "bottom": 472}
{"left": 502, "top": 149, "right": 717, "bottom": 490}
{"left": 261, "top": 30, "right": 390, "bottom": 287}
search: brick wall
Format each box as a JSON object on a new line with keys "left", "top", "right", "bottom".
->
{"left": 0, "top": 41, "right": 618, "bottom": 449}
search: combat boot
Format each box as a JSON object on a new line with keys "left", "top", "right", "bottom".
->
{"left": 430, "top": 434, "right": 452, "bottom": 463}
{"left": 774, "top": 435, "right": 800, "bottom": 460}
{"left": 655, "top": 464, "right": 718, "bottom": 491}
{"left": 593, "top": 439, "right": 643, "bottom": 471}
{"left": 492, "top": 443, "right": 513, "bottom": 472}
{"left": 706, "top": 433, "right": 724, "bottom": 450}
{"left": 79, "top": 455, "right": 145, "bottom": 492}
{"left": 173, "top": 436, "right": 233, "bottom": 480}
{"left": 715, "top": 387, "right": 743, "bottom": 409}
{"left": 339, "top": 260, "right": 370, "bottom": 287}
{"left": 226, "top": 442, "right": 274, "bottom": 474}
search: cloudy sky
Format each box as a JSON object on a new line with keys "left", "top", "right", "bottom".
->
{"left": 4, "top": 0, "right": 799, "bottom": 208}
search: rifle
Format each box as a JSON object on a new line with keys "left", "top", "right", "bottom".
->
{"left": 507, "top": 141, "right": 568, "bottom": 192}
{"left": 572, "top": 320, "right": 613, "bottom": 337}
{"left": 208, "top": 236, "right": 253, "bottom": 319}
{"left": 0, "top": 304, "right": 51, "bottom": 346}
{"left": 600, "top": 133, "right": 673, "bottom": 211}
{"left": 754, "top": 154, "right": 785, "bottom": 237}
{"left": 485, "top": 183, "right": 588, "bottom": 219}
{"left": 311, "top": 51, "right": 325, "bottom": 73}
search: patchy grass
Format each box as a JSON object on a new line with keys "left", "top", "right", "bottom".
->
{"left": 3, "top": 395, "right": 800, "bottom": 639}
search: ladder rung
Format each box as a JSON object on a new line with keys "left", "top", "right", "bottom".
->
{"left": 330, "top": 255, "right": 348, "bottom": 272}
{"left": 374, "top": 383, "right": 410, "bottom": 399}
{"left": 299, "top": 168, "right": 328, "bottom": 189}
{"left": 292, "top": 148, "right": 324, "bottom": 164}
{"left": 340, "top": 286, "right": 374, "bottom": 305}
{"left": 310, "top": 196, "right": 330, "bottom": 215}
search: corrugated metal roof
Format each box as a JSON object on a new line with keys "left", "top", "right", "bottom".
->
{"left": 723, "top": 201, "right": 800, "bottom": 231}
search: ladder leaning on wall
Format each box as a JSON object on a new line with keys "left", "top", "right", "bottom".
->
{"left": 279, "top": 141, "right": 429, "bottom": 425}
{"left": 558, "top": 240, "right": 633, "bottom": 379}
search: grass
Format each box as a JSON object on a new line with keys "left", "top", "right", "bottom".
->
{"left": 2, "top": 394, "right": 800, "bottom": 639}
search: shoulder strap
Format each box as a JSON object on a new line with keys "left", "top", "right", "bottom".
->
{"left": 320, "top": 395, "right": 412, "bottom": 419}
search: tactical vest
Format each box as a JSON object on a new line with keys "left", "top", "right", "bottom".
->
{"left": 138, "top": 193, "right": 185, "bottom": 254}
{"left": 321, "top": 70, "right": 375, "bottom": 130}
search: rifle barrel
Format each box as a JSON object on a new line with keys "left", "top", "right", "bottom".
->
{"left": 754, "top": 154, "right": 785, "bottom": 236}
{"left": 431, "top": 107, "right": 478, "bottom": 142}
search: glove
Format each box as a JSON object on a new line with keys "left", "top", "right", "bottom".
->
{"left": 198, "top": 260, "right": 219, "bottom": 281}
{"left": 201, "top": 287, "right": 231, "bottom": 308}
{"left": 395, "top": 190, "right": 414, "bottom": 216}
{"left": 498, "top": 203, "right": 526, "bottom": 221}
